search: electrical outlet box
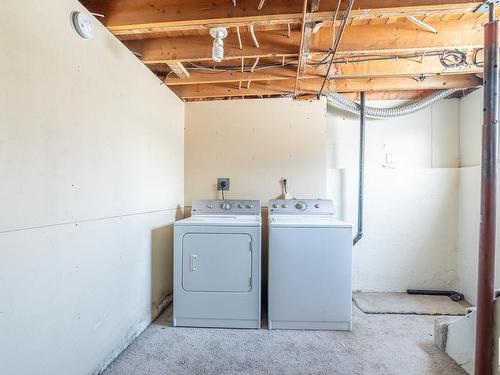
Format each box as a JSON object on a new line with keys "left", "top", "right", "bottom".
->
{"left": 217, "top": 178, "right": 230, "bottom": 191}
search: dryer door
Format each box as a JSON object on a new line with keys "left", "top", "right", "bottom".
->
{"left": 182, "top": 233, "right": 252, "bottom": 292}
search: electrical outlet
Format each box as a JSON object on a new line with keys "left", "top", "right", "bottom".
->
{"left": 217, "top": 178, "right": 230, "bottom": 191}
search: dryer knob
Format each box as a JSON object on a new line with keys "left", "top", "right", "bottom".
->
{"left": 238, "top": 203, "right": 245, "bottom": 208}
{"left": 273, "top": 203, "right": 279, "bottom": 208}
{"left": 221, "top": 202, "right": 232, "bottom": 210}
{"left": 207, "top": 204, "right": 214, "bottom": 208}
{"left": 315, "top": 203, "right": 320, "bottom": 208}
{"left": 296, "top": 201, "right": 307, "bottom": 210}
{"left": 246, "top": 204, "right": 254, "bottom": 209}
{"left": 281, "top": 203, "right": 288, "bottom": 208}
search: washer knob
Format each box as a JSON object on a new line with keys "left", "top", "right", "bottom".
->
{"left": 238, "top": 203, "right": 245, "bottom": 208}
{"left": 273, "top": 203, "right": 279, "bottom": 208}
{"left": 281, "top": 203, "right": 288, "bottom": 208}
{"left": 315, "top": 203, "right": 320, "bottom": 208}
{"left": 246, "top": 204, "right": 254, "bottom": 209}
{"left": 221, "top": 202, "right": 232, "bottom": 210}
{"left": 207, "top": 204, "right": 214, "bottom": 208}
{"left": 296, "top": 201, "right": 307, "bottom": 210}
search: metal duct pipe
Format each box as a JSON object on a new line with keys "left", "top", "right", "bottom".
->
{"left": 353, "top": 92, "right": 365, "bottom": 246}
{"left": 325, "top": 89, "right": 459, "bottom": 119}
{"left": 474, "top": 3, "right": 499, "bottom": 374}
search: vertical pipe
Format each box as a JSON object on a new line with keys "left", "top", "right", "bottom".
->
{"left": 353, "top": 92, "right": 365, "bottom": 246}
{"left": 475, "top": 4, "right": 499, "bottom": 375}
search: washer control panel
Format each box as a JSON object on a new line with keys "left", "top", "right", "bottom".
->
{"left": 192, "top": 200, "right": 261, "bottom": 215}
{"left": 269, "top": 199, "right": 334, "bottom": 215}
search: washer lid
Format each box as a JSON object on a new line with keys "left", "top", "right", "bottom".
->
{"left": 176, "top": 214, "right": 262, "bottom": 227}
{"left": 270, "top": 215, "right": 351, "bottom": 228}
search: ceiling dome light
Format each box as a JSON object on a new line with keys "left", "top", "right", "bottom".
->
{"left": 210, "top": 27, "right": 228, "bottom": 63}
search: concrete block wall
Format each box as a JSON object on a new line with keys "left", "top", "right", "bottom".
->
{"left": 0, "top": 1, "right": 184, "bottom": 374}
{"left": 327, "top": 99, "right": 460, "bottom": 292}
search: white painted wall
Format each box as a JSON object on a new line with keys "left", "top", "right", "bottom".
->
{"left": 184, "top": 98, "right": 327, "bottom": 205}
{"left": 184, "top": 98, "right": 327, "bottom": 291}
{"left": 327, "top": 99, "right": 460, "bottom": 291}
{"left": 342, "top": 168, "right": 459, "bottom": 291}
{"left": 184, "top": 96, "right": 460, "bottom": 292}
{"left": 327, "top": 99, "right": 460, "bottom": 170}
{"left": 456, "top": 88, "right": 500, "bottom": 304}
{"left": 444, "top": 297, "right": 500, "bottom": 374}
{"left": 459, "top": 89, "right": 483, "bottom": 168}
{"left": 0, "top": 1, "right": 184, "bottom": 374}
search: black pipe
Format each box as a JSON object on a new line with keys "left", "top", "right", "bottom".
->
{"left": 353, "top": 92, "right": 365, "bottom": 246}
{"left": 407, "top": 289, "right": 464, "bottom": 302}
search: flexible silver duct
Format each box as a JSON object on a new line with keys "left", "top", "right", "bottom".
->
{"left": 324, "top": 89, "right": 459, "bottom": 119}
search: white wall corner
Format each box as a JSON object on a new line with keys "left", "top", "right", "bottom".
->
{"left": 436, "top": 299, "right": 500, "bottom": 375}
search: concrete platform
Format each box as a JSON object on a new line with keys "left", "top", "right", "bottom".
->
{"left": 353, "top": 292, "right": 470, "bottom": 315}
{"left": 102, "top": 303, "right": 465, "bottom": 375}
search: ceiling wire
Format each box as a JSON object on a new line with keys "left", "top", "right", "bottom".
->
{"left": 165, "top": 49, "right": 476, "bottom": 73}
{"left": 314, "top": 0, "right": 342, "bottom": 68}
{"left": 331, "top": 0, "right": 342, "bottom": 49}
{"left": 162, "top": 48, "right": 480, "bottom": 83}
{"left": 439, "top": 50, "right": 467, "bottom": 69}
{"left": 473, "top": 48, "right": 484, "bottom": 67}
{"left": 317, "top": 0, "right": 354, "bottom": 98}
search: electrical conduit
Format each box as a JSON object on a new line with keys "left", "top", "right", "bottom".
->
{"left": 353, "top": 92, "right": 365, "bottom": 245}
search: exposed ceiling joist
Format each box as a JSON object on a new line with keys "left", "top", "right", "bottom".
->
{"left": 166, "top": 61, "right": 190, "bottom": 78}
{"left": 295, "top": 0, "right": 310, "bottom": 91}
{"left": 170, "top": 74, "right": 482, "bottom": 99}
{"left": 81, "top": 0, "right": 483, "bottom": 35}
{"left": 342, "top": 90, "right": 444, "bottom": 101}
{"left": 79, "top": 0, "right": 486, "bottom": 101}
{"left": 182, "top": 89, "right": 476, "bottom": 101}
{"left": 297, "top": 0, "right": 320, "bottom": 77}
{"left": 164, "top": 56, "right": 482, "bottom": 86}
{"left": 127, "top": 18, "right": 483, "bottom": 63}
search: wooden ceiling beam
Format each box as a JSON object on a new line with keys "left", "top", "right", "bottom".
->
{"left": 170, "top": 74, "right": 482, "bottom": 99}
{"left": 336, "top": 88, "right": 476, "bottom": 100}
{"left": 295, "top": 0, "right": 310, "bottom": 92}
{"left": 80, "top": 0, "right": 483, "bottom": 35}
{"left": 182, "top": 90, "right": 464, "bottom": 101}
{"left": 133, "top": 29, "right": 299, "bottom": 63}
{"left": 297, "top": 0, "right": 320, "bottom": 77}
{"left": 164, "top": 56, "right": 482, "bottom": 85}
{"left": 166, "top": 61, "right": 190, "bottom": 78}
{"left": 165, "top": 67, "right": 311, "bottom": 86}
{"left": 342, "top": 90, "right": 443, "bottom": 101}
{"left": 127, "top": 18, "right": 483, "bottom": 63}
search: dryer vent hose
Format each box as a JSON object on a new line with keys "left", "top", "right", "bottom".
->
{"left": 284, "top": 89, "right": 460, "bottom": 119}
{"left": 324, "top": 89, "right": 459, "bottom": 119}
{"left": 324, "top": 89, "right": 460, "bottom": 119}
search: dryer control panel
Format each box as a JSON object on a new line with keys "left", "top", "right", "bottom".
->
{"left": 192, "top": 200, "right": 261, "bottom": 215}
{"left": 269, "top": 199, "right": 335, "bottom": 215}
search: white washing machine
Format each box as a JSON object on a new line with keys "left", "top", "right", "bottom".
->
{"left": 268, "top": 199, "right": 352, "bottom": 330}
{"left": 173, "top": 200, "right": 261, "bottom": 329}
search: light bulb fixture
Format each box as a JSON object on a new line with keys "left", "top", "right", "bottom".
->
{"left": 210, "top": 27, "right": 228, "bottom": 63}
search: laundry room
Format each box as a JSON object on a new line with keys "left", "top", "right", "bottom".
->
{"left": 1, "top": 0, "right": 499, "bottom": 374}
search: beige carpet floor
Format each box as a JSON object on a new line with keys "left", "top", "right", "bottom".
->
{"left": 102, "top": 301, "right": 465, "bottom": 375}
